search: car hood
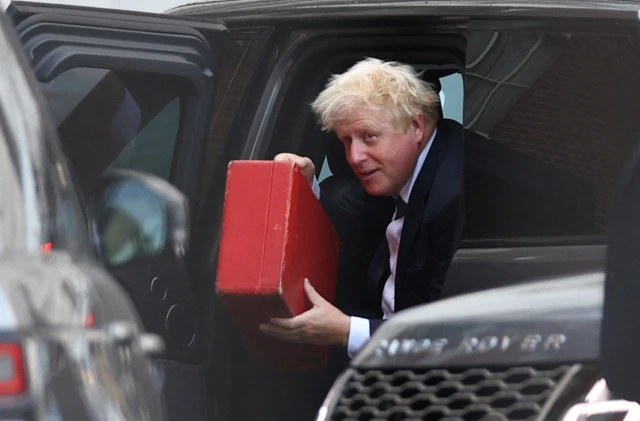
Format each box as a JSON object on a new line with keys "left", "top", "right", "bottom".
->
{"left": 353, "top": 272, "right": 603, "bottom": 368}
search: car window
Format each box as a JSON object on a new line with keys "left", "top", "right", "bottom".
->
{"left": 39, "top": 67, "right": 186, "bottom": 260}
{"left": 440, "top": 72, "right": 463, "bottom": 124}
{"left": 108, "top": 98, "right": 181, "bottom": 180}
{"left": 39, "top": 67, "right": 183, "bottom": 195}
{"left": 463, "top": 24, "right": 640, "bottom": 243}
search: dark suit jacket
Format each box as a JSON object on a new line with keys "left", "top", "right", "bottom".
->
{"left": 366, "top": 118, "right": 465, "bottom": 334}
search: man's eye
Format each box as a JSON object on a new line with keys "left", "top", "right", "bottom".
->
{"left": 366, "top": 133, "right": 376, "bottom": 139}
{"left": 341, "top": 137, "right": 352, "bottom": 144}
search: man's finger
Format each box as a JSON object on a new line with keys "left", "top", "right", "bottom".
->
{"left": 259, "top": 322, "right": 289, "bottom": 335}
{"left": 274, "top": 153, "right": 307, "bottom": 167}
{"left": 273, "top": 154, "right": 315, "bottom": 185}
{"left": 304, "top": 278, "right": 327, "bottom": 306}
{"left": 292, "top": 156, "right": 312, "bottom": 170}
{"left": 269, "top": 312, "right": 309, "bottom": 329}
{"left": 259, "top": 323, "right": 308, "bottom": 343}
{"left": 260, "top": 323, "right": 295, "bottom": 338}
{"left": 268, "top": 318, "right": 301, "bottom": 329}
{"left": 274, "top": 153, "right": 297, "bottom": 162}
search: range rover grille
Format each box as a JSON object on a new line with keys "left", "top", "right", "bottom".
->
{"left": 330, "top": 365, "right": 575, "bottom": 421}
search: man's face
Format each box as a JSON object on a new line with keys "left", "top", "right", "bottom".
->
{"left": 335, "top": 105, "right": 427, "bottom": 196}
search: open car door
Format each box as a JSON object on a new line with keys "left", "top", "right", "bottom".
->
{"left": 8, "top": 3, "right": 227, "bottom": 421}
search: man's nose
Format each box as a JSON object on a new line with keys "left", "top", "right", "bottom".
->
{"left": 347, "top": 140, "right": 367, "bottom": 166}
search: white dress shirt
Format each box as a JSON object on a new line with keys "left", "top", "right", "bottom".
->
{"left": 310, "top": 128, "right": 437, "bottom": 357}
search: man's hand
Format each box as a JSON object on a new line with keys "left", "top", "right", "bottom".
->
{"left": 259, "top": 279, "right": 350, "bottom": 346}
{"left": 274, "top": 153, "right": 315, "bottom": 187}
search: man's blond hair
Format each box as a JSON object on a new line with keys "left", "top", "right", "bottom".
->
{"left": 311, "top": 58, "right": 440, "bottom": 133}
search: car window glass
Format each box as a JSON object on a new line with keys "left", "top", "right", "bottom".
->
{"left": 39, "top": 67, "right": 182, "bottom": 194}
{"left": 108, "top": 98, "right": 181, "bottom": 180}
{"left": 463, "top": 24, "right": 640, "bottom": 242}
{"left": 440, "top": 72, "right": 464, "bottom": 124}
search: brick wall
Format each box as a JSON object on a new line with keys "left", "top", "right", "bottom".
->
{"left": 488, "top": 33, "right": 640, "bottom": 233}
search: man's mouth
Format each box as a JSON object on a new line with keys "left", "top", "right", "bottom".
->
{"left": 358, "top": 169, "right": 379, "bottom": 180}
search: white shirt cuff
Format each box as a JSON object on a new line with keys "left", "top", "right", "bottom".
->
{"left": 347, "top": 317, "right": 370, "bottom": 358}
{"left": 311, "top": 175, "right": 321, "bottom": 200}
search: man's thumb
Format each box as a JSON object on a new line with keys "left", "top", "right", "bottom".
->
{"left": 274, "top": 153, "right": 295, "bottom": 163}
{"left": 304, "top": 278, "right": 326, "bottom": 306}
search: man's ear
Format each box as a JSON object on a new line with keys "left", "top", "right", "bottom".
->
{"left": 411, "top": 114, "right": 426, "bottom": 144}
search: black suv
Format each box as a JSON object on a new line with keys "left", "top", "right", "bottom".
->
{"left": 6, "top": 1, "right": 640, "bottom": 420}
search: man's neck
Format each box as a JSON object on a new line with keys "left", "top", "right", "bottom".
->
{"left": 397, "top": 125, "right": 438, "bottom": 203}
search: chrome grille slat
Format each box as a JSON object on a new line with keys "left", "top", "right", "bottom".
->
{"left": 331, "top": 365, "right": 574, "bottom": 421}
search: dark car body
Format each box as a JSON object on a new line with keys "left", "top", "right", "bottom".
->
{"left": 4, "top": 0, "right": 640, "bottom": 420}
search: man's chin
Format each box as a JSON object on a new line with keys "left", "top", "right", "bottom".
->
{"left": 362, "top": 182, "right": 392, "bottom": 197}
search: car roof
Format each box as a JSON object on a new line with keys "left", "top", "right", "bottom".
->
{"left": 169, "top": 0, "right": 640, "bottom": 22}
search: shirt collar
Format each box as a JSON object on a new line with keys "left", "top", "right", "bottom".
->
{"left": 398, "top": 126, "right": 437, "bottom": 204}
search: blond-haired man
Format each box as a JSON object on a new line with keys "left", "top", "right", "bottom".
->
{"left": 260, "top": 58, "right": 464, "bottom": 357}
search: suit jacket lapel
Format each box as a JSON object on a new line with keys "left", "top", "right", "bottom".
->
{"left": 395, "top": 122, "right": 448, "bottom": 283}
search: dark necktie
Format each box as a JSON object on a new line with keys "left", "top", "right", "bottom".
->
{"left": 394, "top": 198, "right": 407, "bottom": 220}
{"left": 367, "top": 197, "right": 408, "bottom": 313}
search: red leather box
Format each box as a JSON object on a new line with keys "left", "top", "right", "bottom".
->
{"left": 216, "top": 160, "right": 340, "bottom": 371}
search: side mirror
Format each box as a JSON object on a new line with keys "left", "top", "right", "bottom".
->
{"left": 601, "top": 139, "right": 640, "bottom": 402}
{"left": 88, "top": 169, "right": 189, "bottom": 268}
